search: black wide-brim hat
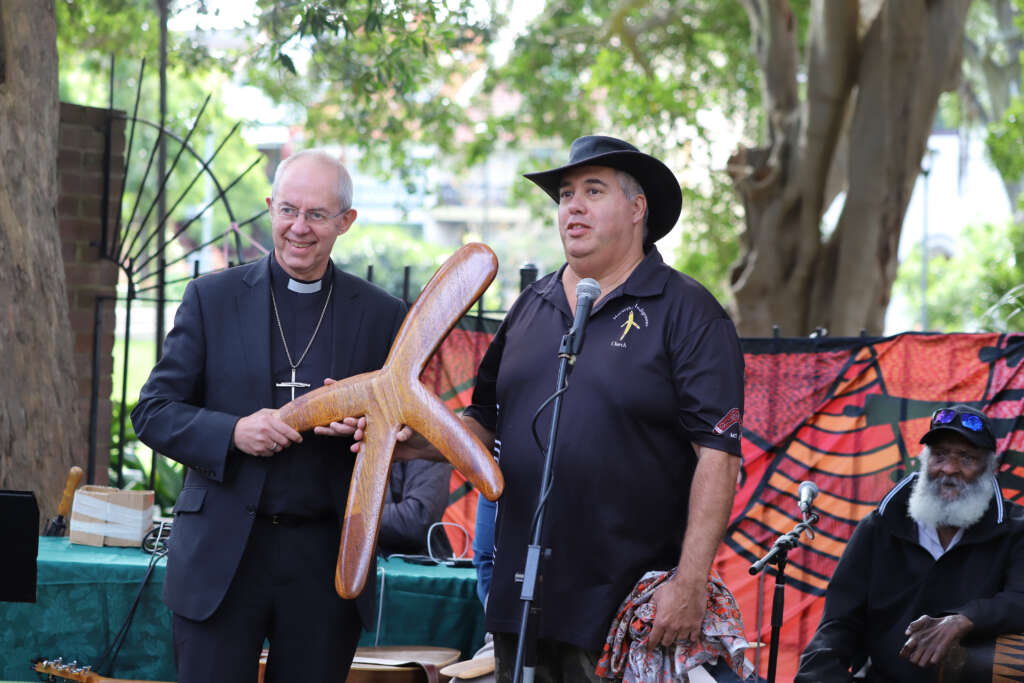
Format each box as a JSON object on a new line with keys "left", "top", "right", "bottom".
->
{"left": 523, "top": 135, "right": 683, "bottom": 243}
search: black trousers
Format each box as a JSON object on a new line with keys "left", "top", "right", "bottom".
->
{"left": 172, "top": 517, "right": 362, "bottom": 683}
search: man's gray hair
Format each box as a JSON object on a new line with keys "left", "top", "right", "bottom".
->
{"left": 271, "top": 148, "right": 354, "bottom": 211}
{"left": 615, "top": 169, "right": 650, "bottom": 243}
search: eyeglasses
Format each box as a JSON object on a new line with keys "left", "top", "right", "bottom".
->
{"left": 931, "top": 408, "right": 985, "bottom": 432}
{"left": 273, "top": 203, "right": 346, "bottom": 226}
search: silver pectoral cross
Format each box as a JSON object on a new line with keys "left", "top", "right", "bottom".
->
{"left": 276, "top": 367, "right": 311, "bottom": 401}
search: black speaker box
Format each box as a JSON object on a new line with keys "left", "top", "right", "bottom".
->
{"left": 0, "top": 490, "right": 39, "bottom": 603}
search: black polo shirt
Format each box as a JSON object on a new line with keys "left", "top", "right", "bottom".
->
{"left": 464, "top": 246, "right": 744, "bottom": 651}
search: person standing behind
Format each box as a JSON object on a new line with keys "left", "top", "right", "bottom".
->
{"left": 132, "top": 149, "right": 407, "bottom": 683}
{"left": 377, "top": 459, "right": 453, "bottom": 558}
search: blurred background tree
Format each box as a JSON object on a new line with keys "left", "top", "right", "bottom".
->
{"left": 57, "top": 1, "right": 1013, "bottom": 337}
{"left": 960, "top": 0, "right": 1024, "bottom": 219}
{"left": 5, "top": 0, "right": 1014, "bottom": 505}
{"left": 476, "top": 0, "right": 977, "bottom": 337}
{"left": 894, "top": 220, "right": 1024, "bottom": 331}
{"left": 246, "top": 0, "right": 494, "bottom": 187}
{"left": 888, "top": 0, "right": 1024, "bottom": 333}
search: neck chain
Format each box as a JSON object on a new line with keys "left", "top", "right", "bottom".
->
{"left": 270, "top": 283, "right": 334, "bottom": 400}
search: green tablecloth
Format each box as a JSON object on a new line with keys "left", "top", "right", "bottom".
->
{"left": 0, "top": 538, "right": 484, "bottom": 682}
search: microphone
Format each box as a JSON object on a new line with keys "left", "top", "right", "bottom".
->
{"left": 797, "top": 480, "right": 819, "bottom": 515}
{"left": 566, "top": 278, "right": 601, "bottom": 356}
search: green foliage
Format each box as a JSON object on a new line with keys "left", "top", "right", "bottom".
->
{"left": 957, "top": 0, "right": 1024, "bottom": 198}
{"left": 473, "top": 211, "right": 569, "bottom": 311}
{"left": 472, "top": 0, "right": 778, "bottom": 296}
{"left": 54, "top": 0, "right": 777, "bottom": 312}
{"left": 112, "top": 336, "right": 157, "bottom": 402}
{"left": 57, "top": 0, "right": 159, "bottom": 59}
{"left": 58, "top": 1, "right": 273, "bottom": 301}
{"left": 60, "top": 2, "right": 270, "bottom": 503}
{"left": 109, "top": 399, "right": 140, "bottom": 463}
{"left": 984, "top": 284, "right": 1024, "bottom": 332}
{"left": 333, "top": 223, "right": 451, "bottom": 301}
{"left": 672, "top": 176, "right": 742, "bottom": 305}
{"left": 893, "top": 220, "right": 1024, "bottom": 332}
{"left": 480, "top": 1, "right": 762, "bottom": 148}
{"left": 987, "top": 98, "right": 1024, "bottom": 184}
{"left": 247, "top": 0, "right": 493, "bottom": 184}
{"left": 110, "top": 399, "right": 183, "bottom": 512}
{"left": 56, "top": 0, "right": 217, "bottom": 73}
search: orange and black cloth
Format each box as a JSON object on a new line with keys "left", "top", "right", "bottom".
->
{"left": 595, "top": 568, "right": 753, "bottom": 682}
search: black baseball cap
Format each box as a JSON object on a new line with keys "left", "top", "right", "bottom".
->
{"left": 920, "top": 404, "right": 997, "bottom": 451}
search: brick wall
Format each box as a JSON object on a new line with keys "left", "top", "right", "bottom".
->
{"left": 58, "top": 102, "right": 126, "bottom": 485}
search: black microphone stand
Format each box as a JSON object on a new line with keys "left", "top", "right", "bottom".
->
{"left": 511, "top": 330, "right": 580, "bottom": 683}
{"left": 749, "top": 508, "right": 820, "bottom": 683}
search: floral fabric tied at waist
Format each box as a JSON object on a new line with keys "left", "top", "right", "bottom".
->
{"left": 595, "top": 568, "right": 754, "bottom": 682}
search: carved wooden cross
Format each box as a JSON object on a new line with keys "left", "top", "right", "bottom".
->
{"left": 276, "top": 242, "right": 505, "bottom": 598}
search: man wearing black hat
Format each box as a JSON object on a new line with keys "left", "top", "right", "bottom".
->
{"left": 420, "top": 135, "right": 746, "bottom": 681}
{"left": 796, "top": 404, "right": 1024, "bottom": 682}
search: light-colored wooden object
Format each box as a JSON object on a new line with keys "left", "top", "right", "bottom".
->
{"left": 277, "top": 242, "right": 505, "bottom": 598}
{"left": 43, "top": 464, "right": 84, "bottom": 536}
{"left": 58, "top": 465, "right": 84, "bottom": 517}
{"left": 33, "top": 658, "right": 172, "bottom": 683}
{"left": 439, "top": 655, "right": 495, "bottom": 680}
{"left": 349, "top": 646, "right": 461, "bottom": 683}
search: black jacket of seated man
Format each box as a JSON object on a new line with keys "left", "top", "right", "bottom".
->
{"left": 797, "top": 405, "right": 1024, "bottom": 683}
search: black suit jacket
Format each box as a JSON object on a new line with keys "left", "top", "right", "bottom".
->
{"left": 131, "top": 254, "right": 406, "bottom": 624}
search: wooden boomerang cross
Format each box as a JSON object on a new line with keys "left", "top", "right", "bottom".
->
{"left": 276, "top": 242, "right": 505, "bottom": 598}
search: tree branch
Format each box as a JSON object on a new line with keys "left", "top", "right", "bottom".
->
{"left": 728, "top": 0, "right": 800, "bottom": 197}
{"left": 788, "top": 0, "right": 859, "bottom": 272}
{"left": 605, "top": 0, "right": 655, "bottom": 76}
{"left": 745, "top": 0, "right": 800, "bottom": 139}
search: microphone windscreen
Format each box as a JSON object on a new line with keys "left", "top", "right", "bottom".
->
{"left": 799, "top": 480, "right": 819, "bottom": 498}
{"left": 576, "top": 278, "right": 601, "bottom": 301}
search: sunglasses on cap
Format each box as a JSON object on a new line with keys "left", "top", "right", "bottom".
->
{"left": 931, "top": 407, "right": 985, "bottom": 432}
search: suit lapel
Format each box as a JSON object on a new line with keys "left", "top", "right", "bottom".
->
{"left": 237, "top": 255, "right": 273, "bottom": 411}
{"left": 330, "top": 264, "right": 366, "bottom": 381}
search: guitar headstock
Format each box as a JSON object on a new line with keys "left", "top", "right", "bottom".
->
{"left": 32, "top": 657, "right": 98, "bottom": 682}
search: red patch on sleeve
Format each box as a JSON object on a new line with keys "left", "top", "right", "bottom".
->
{"left": 713, "top": 408, "right": 741, "bottom": 435}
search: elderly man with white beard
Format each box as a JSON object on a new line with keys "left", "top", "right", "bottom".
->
{"left": 795, "top": 404, "right": 1024, "bottom": 683}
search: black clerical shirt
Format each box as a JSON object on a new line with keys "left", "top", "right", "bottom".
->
{"left": 258, "top": 254, "right": 338, "bottom": 518}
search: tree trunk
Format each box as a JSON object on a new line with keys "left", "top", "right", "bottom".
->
{"left": 0, "top": 0, "right": 80, "bottom": 529}
{"left": 728, "top": 0, "right": 972, "bottom": 337}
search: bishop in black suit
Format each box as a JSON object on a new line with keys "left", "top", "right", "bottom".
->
{"left": 132, "top": 149, "right": 406, "bottom": 683}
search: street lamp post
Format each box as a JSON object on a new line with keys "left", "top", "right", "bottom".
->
{"left": 920, "top": 147, "right": 936, "bottom": 331}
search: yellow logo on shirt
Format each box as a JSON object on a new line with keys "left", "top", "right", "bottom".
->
{"left": 611, "top": 303, "right": 649, "bottom": 349}
{"left": 619, "top": 311, "right": 641, "bottom": 341}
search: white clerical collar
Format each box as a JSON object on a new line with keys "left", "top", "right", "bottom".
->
{"left": 287, "top": 279, "right": 322, "bottom": 294}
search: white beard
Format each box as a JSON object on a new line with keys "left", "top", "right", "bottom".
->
{"left": 907, "top": 447, "right": 996, "bottom": 529}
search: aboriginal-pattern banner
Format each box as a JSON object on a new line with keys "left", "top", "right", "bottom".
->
{"left": 421, "top": 315, "right": 502, "bottom": 557}
{"left": 424, "top": 327, "right": 1024, "bottom": 680}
